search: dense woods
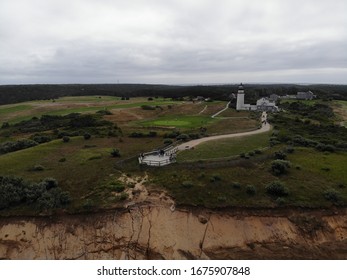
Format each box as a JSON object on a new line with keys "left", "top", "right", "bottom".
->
{"left": 1, "top": 83, "right": 347, "bottom": 105}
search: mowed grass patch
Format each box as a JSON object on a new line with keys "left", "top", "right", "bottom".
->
{"left": 140, "top": 115, "right": 215, "bottom": 129}
{"left": 177, "top": 131, "right": 271, "bottom": 162}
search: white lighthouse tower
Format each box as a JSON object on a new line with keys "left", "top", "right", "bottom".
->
{"left": 236, "top": 83, "right": 245, "bottom": 110}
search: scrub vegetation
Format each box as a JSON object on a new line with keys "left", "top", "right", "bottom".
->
{"left": 0, "top": 84, "right": 347, "bottom": 215}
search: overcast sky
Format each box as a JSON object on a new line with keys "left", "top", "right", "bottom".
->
{"left": 1, "top": 0, "right": 346, "bottom": 85}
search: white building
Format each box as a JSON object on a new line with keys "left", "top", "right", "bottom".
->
{"left": 236, "top": 83, "right": 278, "bottom": 112}
{"left": 297, "top": 91, "right": 315, "bottom": 100}
{"left": 256, "top": 97, "right": 279, "bottom": 112}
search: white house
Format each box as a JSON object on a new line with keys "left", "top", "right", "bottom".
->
{"left": 236, "top": 83, "right": 278, "bottom": 112}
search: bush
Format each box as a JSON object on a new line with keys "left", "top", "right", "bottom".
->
{"left": 0, "top": 139, "right": 38, "bottom": 154}
{"left": 110, "top": 184, "right": 125, "bottom": 193}
{"left": 33, "top": 164, "right": 45, "bottom": 171}
{"left": 276, "top": 197, "right": 286, "bottom": 205}
{"left": 62, "top": 136, "right": 70, "bottom": 143}
{"left": 285, "top": 146, "right": 295, "bottom": 153}
{"left": 164, "top": 131, "right": 179, "bottom": 139}
{"left": 177, "top": 134, "right": 189, "bottom": 141}
{"left": 210, "top": 174, "right": 222, "bottom": 182}
{"left": 141, "top": 105, "right": 155, "bottom": 110}
{"left": 274, "top": 151, "right": 287, "bottom": 160}
{"left": 271, "top": 160, "right": 291, "bottom": 175}
{"left": 232, "top": 182, "right": 241, "bottom": 189}
{"left": 84, "top": 133, "right": 91, "bottom": 140}
{"left": 163, "top": 139, "right": 173, "bottom": 145}
{"left": 110, "top": 148, "right": 121, "bottom": 157}
{"left": 323, "top": 188, "right": 341, "bottom": 205}
{"left": 266, "top": 181, "right": 289, "bottom": 197}
{"left": 0, "top": 176, "right": 70, "bottom": 210}
{"left": 129, "top": 132, "right": 144, "bottom": 138}
{"left": 315, "top": 143, "right": 335, "bottom": 152}
{"left": 41, "top": 178, "right": 58, "bottom": 190}
{"left": 31, "top": 135, "right": 52, "bottom": 144}
{"left": 188, "top": 133, "right": 200, "bottom": 139}
{"left": 182, "top": 181, "right": 194, "bottom": 188}
{"left": 148, "top": 131, "right": 157, "bottom": 137}
{"left": 1, "top": 122, "right": 10, "bottom": 129}
{"left": 254, "top": 149, "right": 262, "bottom": 154}
{"left": 246, "top": 185, "right": 256, "bottom": 196}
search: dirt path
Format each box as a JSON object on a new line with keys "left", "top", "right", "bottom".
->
{"left": 211, "top": 101, "right": 231, "bottom": 118}
{"left": 198, "top": 105, "right": 207, "bottom": 115}
{"left": 178, "top": 112, "right": 270, "bottom": 150}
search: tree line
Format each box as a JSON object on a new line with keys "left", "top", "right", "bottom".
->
{"left": 1, "top": 83, "right": 347, "bottom": 105}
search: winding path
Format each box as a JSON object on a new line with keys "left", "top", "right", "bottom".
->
{"left": 139, "top": 112, "right": 271, "bottom": 166}
{"left": 211, "top": 101, "right": 231, "bottom": 118}
{"left": 177, "top": 112, "right": 270, "bottom": 150}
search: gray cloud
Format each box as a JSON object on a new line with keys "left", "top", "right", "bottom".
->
{"left": 0, "top": 0, "right": 346, "bottom": 84}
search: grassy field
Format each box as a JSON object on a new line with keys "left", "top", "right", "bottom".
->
{"left": 147, "top": 147, "right": 347, "bottom": 208}
{"left": 332, "top": 100, "right": 347, "bottom": 127}
{"left": 177, "top": 131, "right": 271, "bottom": 162}
{"left": 1, "top": 95, "right": 346, "bottom": 214}
{"left": 139, "top": 115, "right": 216, "bottom": 129}
{"left": 0, "top": 134, "right": 163, "bottom": 212}
{"left": 0, "top": 96, "right": 182, "bottom": 124}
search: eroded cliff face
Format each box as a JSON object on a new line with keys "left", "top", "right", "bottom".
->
{"left": 1, "top": 206, "right": 347, "bottom": 260}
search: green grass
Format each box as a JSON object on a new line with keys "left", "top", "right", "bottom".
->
{"left": 0, "top": 134, "right": 163, "bottom": 212}
{"left": 178, "top": 131, "right": 271, "bottom": 162}
{"left": 0, "top": 104, "right": 32, "bottom": 117}
{"left": 147, "top": 147, "right": 347, "bottom": 208}
{"left": 56, "top": 96, "right": 120, "bottom": 102}
{"left": 4, "top": 98, "right": 182, "bottom": 124}
{"left": 140, "top": 115, "right": 215, "bottom": 129}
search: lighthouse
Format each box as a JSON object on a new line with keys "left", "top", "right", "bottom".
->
{"left": 236, "top": 83, "right": 245, "bottom": 110}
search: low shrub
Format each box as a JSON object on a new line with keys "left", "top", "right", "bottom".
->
{"left": 246, "top": 185, "right": 256, "bottom": 196}
{"left": 84, "top": 133, "right": 91, "bottom": 140}
{"left": 33, "top": 164, "right": 45, "bottom": 171}
{"left": 271, "top": 160, "right": 291, "bottom": 175}
{"left": 110, "top": 148, "right": 121, "bottom": 157}
{"left": 232, "top": 182, "right": 241, "bottom": 189}
{"left": 182, "top": 181, "right": 194, "bottom": 188}
{"left": 274, "top": 151, "right": 287, "bottom": 160}
{"left": 323, "top": 188, "right": 342, "bottom": 205}
{"left": 266, "top": 181, "right": 289, "bottom": 197}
